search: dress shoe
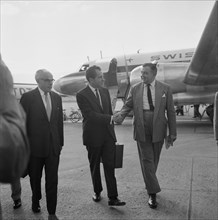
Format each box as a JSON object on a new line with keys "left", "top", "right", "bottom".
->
{"left": 32, "top": 201, "right": 41, "bottom": 213}
{"left": 13, "top": 198, "right": 22, "bottom": 209}
{"left": 148, "top": 194, "right": 157, "bottom": 209}
{"left": 108, "top": 198, "right": 126, "bottom": 206}
{"left": 48, "top": 214, "right": 59, "bottom": 220}
{"left": 92, "top": 193, "right": 101, "bottom": 202}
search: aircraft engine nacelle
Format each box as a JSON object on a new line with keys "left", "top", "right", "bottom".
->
{"left": 13, "top": 83, "right": 36, "bottom": 100}
{"left": 129, "top": 65, "right": 142, "bottom": 86}
{"left": 130, "top": 63, "right": 188, "bottom": 93}
{"left": 53, "top": 71, "right": 87, "bottom": 96}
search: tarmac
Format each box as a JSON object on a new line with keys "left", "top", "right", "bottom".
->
{"left": 0, "top": 111, "right": 217, "bottom": 220}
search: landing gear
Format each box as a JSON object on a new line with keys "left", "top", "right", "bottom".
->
{"left": 205, "top": 104, "right": 214, "bottom": 122}
{"left": 193, "top": 104, "right": 202, "bottom": 119}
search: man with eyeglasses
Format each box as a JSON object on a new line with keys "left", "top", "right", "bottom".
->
{"left": 20, "top": 69, "right": 63, "bottom": 220}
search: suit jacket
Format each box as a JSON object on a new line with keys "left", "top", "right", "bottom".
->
{"left": 20, "top": 88, "right": 64, "bottom": 157}
{"left": 120, "top": 80, "right": 177, "bottom": 143}
{"left": 76, "top": 86, "right": 116, "bottom": 147}
{"left": 214, "top": 92, "right": 218, "bottom": 141}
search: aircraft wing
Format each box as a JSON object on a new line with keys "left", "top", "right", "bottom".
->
{"left": 183, "top": 1, "right": 218, "bottom": 86}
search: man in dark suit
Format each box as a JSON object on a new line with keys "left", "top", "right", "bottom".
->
{"left": 20, "top": 69, "right": 63, "bottom": 220}
{"left": 76, "top": 65, "right": 125, "bottom": 206}
{"left": 114, "top": 62, "right": 177, "bottom": 209}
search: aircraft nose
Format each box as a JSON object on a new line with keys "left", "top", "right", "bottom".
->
{"left": 53, "top": 71, "right": 87, "bottom": 96}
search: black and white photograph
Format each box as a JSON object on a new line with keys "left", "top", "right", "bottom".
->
{"left": 0, "top": 1, "right": 217, "bottom": 219}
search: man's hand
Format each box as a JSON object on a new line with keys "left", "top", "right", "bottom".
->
{"left": 169, "top": 135, "right": 177, "bottom": 146}
{"left": 112, "top": 112, "right": 124, "bottom": 124}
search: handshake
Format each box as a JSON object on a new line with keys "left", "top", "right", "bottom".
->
{"left": 112, "top": 112, "right": 124, "bottom": 124}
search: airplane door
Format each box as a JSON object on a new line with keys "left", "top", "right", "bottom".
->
{"left": 103, "top": 58, "right": 118, "bottom": 111}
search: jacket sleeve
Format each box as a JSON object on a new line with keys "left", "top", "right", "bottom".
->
{"left": 58, "top": 95, "right": 64, "bottom": 146}
{"left": 0, "top": 93, "right": 30, "bottom": 183}
{"left": 166, "top": 86, "right": 177, "bottom": 137}
{"left": 119, "top": 86, "right": 134, "bottom": 118}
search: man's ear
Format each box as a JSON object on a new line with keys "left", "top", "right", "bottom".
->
{"left": 89, "top": 78, "right": 94, "bottom": 84}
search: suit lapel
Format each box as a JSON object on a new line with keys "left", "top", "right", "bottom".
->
{"left": 136, "top": 83, "right": 144, "bottom": 122}
{"left": 50, "top": 92, "right": 55, "bottom": 121}
{"left": 154, "top": 81, "right": 163, "bottom": 122}
{"left": 99, "top": 89, "right": 107, "bottom": 113}
{"left": 34, "top": 88, "right": 48, "bottom": 120}
{"left": 86, "top": 86, "right": 103, "bottom": 112}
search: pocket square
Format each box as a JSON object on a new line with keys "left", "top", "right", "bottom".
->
{"left": 162, "top": 93, "right": 166, "bottom": 97}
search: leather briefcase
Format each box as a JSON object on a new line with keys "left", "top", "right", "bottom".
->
{"left": 115, "top": 143, "right": 124, "bottom": 169}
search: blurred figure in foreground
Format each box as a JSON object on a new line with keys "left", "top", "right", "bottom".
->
{"left": 10, "top": 179, "right": 22, "bottom": 209}
{"left": 0, "top": 54, "right": 29, "bottom": 209}
{"left": 214, "top": 92, "right": 218, "bottom": 146}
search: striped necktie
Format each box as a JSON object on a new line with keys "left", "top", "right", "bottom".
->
{"left": 44, "top": 92, "right": 51, "bottom": 120}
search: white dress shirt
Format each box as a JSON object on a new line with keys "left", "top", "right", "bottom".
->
{"left": 38, "top": 87, "right": 52, "bottom": 112}
{"left": 88, "top": 84, "right": 103, "bottom": 108}
{"left": 143, "top": 80, "right": 156, "bottom": 110}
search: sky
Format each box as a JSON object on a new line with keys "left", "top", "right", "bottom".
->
{"left": 0, "top": 0, "right": 215, "bottom": 83}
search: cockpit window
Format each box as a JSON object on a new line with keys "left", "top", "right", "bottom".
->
{"left": 79, "top": 64, "right": 89, "bottom": 72}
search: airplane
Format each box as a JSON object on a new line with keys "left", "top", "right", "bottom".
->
{"left": 53, "top": 1, "right": 217, "bottom": 122}
{"left": 13, "top": 83, "right": 36, "bottom": 100}
{"left": 13, "top": 83, "right": 70, "bottom": 101}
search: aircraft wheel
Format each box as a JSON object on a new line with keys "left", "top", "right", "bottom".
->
{"left": 206, "top": 104, "right": 214, "bottom": 123}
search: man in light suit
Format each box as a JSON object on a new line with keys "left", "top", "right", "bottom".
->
{"left": 114, "top": 62, "right": 177, "bottom": 209}
{"left": 76, "top": 65, "right": 125, "bottom": 206}
{"left": 214, "top": 92, "right": 218, "bottom": 146}
{"left": 20, "top": 69, "right": 63, "bottom": 220}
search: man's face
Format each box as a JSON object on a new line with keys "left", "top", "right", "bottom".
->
{"left": 37, "top": 71, "right": 54, "bottom": 93}
{"left": 141, "top": 66, "right": 156, "bottom": 84}
{"left": 90, "top": 69, "right": 104, "bottom": 88}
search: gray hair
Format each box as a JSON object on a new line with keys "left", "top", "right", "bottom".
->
{"left": 35, "top": 69, "right": 50, "bottom": 82}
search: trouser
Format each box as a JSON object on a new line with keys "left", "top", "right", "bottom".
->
{"left": 86, "top": 135, "right": 118, "bottom": 199}
{"left": 137, "top": 110, "right": 164, "bottom": 194}
{"left": 11, "top": 179, "right": 21, "bottom": 201}
{"left": 137, "top": 140, "right": 163, "bottom": 194}
{"left": 29, "top": 152, "right": 60, "bottom": 215}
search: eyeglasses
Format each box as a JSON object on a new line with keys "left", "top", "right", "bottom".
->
{"left": 40, "top": 78, "right": 55, "bottom": 83}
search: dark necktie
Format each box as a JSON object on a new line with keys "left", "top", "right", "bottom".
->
{"left": 147, "top": 84, "right": 154, "bottom": 111}
{"left": 44, "top": 92, "right": 51, "bottom": 120}
{"left": 95, "top": 89, "right": 101, "bottom": 106}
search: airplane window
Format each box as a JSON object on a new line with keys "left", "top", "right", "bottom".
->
{"left": 79, "top": 64, "right": 89, "bottom": 72}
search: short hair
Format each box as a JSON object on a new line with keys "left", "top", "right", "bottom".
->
{"left": 35, "top": 69, "right": 51, "bottom": 82}
{"left": 86, "top": 65, "right": 101, "bottom": 82}
{"left": 142, "top": 63, "right": 157, "bottom": 72}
